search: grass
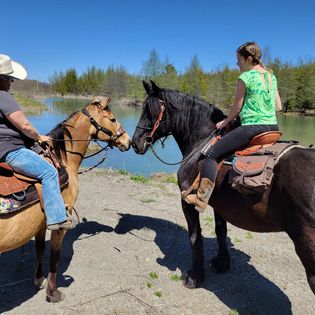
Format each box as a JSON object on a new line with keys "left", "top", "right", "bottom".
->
{"left": 153, "top": 291, "right": 163, "bottom": 297}
{"left": 151, "top": 173, "right": 178, "bottom": 184}
{"left": 146, "top": 282, "right": 153, "bottom": 288}
{"left": 228, "top": 310, "right": 239, "bottom": 315}
{"left": 149, "top": 272, "right": 158, "bottom": 280}
{"left": 130, "top": 175, "right": 149, "bottom": 184}
{"left": 117, "top": 169, "right": 129, "bottom": 176}
{"left": 245, "top": 232, "right": 254, "bottom": 240}
{"left": 204, "top": 216, "right": 214, "bottom": 227}
{"left": 169, "top": 274, "right": 181, "bottom": 282}
{"left": 140, "top": 197, "right": 155, "bottom": 204}
{"left": 15, "top": 94, "right": 46, "bottom": 114}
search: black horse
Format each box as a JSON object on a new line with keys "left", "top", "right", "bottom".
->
{"left": 132, "top": 81, "right": 315, "bottom": 294}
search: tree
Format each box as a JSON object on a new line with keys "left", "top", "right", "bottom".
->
{"left": 142, "top": 49, "right": 164, "bottom": 79}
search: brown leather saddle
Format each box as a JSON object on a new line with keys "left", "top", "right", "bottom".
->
{"left": 0, "top": 158, "right": 69, "bottom": 215}
{"left": 181, "top": 131, "right": 283, "bottom": 198}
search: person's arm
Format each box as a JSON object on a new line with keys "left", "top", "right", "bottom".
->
{"left": 216, "top": 79, "right": 246, "bottom": 129}
{"left": 275, "top": 88, "right": 282, "bottom": 111}
{"left": 7, "top": 111, "right": 51, "bottom": 143}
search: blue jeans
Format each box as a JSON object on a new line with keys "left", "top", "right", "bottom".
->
{"left": 5, "top": 148, "right": 67, "bottom": 225}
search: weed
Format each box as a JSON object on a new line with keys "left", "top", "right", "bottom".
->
{"left": 149, "top": 272, "right": 158, "bottom": 280}
{"left": 117, "top": 169, "right": 129, "bottom": 175}
{"left": 154, "top": 291, "right": 162, "bottom": 297}
{"left": 170, "top": 274, "right": 181, "bottom": 282}
{"left": 140, "top": 197, "right": 155, "bottom": 203}
{"left": 130, "top": 175, "right": 149, "bottom": 184}
{"left": 245, "top": 232, "right": 254, "bottom": 240}
{"left": 229, "top": 310, "right": 239, "bottom": 315}
{"left": 146, "top": 282, "right": 153, "bottom": 288}
{"left": 204, "top": 216, "right": 214, "bottom": 226}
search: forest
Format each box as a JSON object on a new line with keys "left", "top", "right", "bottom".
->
{"left": 13, "top": 49, "right": 315, "bottom": 112}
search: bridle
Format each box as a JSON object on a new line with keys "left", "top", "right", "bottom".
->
{"left": 81, "top": 108, "right": 126, "bottom": 145}
{"left": 135, "top": 100, "right": 167, "bottom": 146}
{"left": 135, "top": 99, "right": 185, "bottom": 165}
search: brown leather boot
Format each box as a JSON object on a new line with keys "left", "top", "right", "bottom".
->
{"left": 184, "top": 178, "right": 215, "bottom": 213}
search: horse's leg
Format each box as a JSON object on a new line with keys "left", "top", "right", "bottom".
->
{"left": 34, "top": 227, "right": 47, "bottom": 289}
{"left": 46, "top": 229, "right": 66, "bottom": 303}
{"left": 289, "top": 225, "right": 315, "bottom": 295}
{"left": 210, "top": 210, "right": 230, "bottom": 273}
{"left": 181, "top": 200, "right": 204, "bottom": 288}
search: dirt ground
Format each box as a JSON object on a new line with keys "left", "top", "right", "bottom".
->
{"left": 0, "top": 169, "right": 314, "bottom": 315}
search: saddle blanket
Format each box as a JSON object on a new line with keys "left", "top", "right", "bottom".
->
{"left": 228, "top": 142, "right": 300, "bottom": 194}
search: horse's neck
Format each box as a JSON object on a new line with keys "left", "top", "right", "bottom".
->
{"left": 170, "top": 105, "right": 215, "bottom": 156}
{"left": 62, "top": 114, "right": 91, "bottom": 175}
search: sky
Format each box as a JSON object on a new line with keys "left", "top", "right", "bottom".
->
{"left": 2, "top": 0, "right": 315, "bottom": 82}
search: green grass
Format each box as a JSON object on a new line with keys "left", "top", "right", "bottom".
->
{"left": 204, "top": 216, "right": 214, "bottom": 227}
{"left": 117, "top": 169, "right": 129, "bottom": 176}
{"left": 146, "top": 282, "right": 153, "bottom": 288}
{"left": 154, "top": 291, "right": 162, "bottom": 297}
{"left": 149, "top": 272, "right": 158, "bottom": 280}
{"left": 15, "top": 95, "right": 46, "bottom": 114}
{"left": 140, "top": 197, "right": 155, "bottom": 204}
{"left": 169, "top": 274, "right": 181, "bottom": 282}
{"left": 130, "top": 175, "right": 149, "bottom": 184}
{"left": 228, "top": 310, "right": 239, "bottom": 315}
{"left": 245, "top": 232, "right": 254, "bottom": 240}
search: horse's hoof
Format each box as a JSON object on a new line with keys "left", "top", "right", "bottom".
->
{"left": 46, "top": 289, "right": 65, "bottom": 303}
{"left": 181, "top": 272, "right": 201, "bottom": 289}
{"left": 210, "top": 257, "right": 230, "bottom": 273}
{"left": 34, "top": 276, "right": 47, "bottom": 290}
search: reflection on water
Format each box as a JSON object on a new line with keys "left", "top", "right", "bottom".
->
{"left": 28, "top": 98, "right": 314, "bottom": 175}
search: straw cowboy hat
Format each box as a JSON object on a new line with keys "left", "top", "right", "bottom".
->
{"left": 0, "top": 54, "right": 27, "bottom": 80}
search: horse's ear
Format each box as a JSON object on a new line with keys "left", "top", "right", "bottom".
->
{"left": 143, "top": 81, "right": 153, "bottom": 95}
{"left": 100, "top": 96, "right": 111, "bottom": 108}
{"left": 92, "top": 96, "right": 100, "bottom": 104}
{"left": 150, "top": 80, "right": 161, "bottom": 95}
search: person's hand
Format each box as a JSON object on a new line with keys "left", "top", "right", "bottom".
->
{"left": 37, "top": 135, "right": 52, "bottom": 144}
{"left": 216, "top": 120, "right": 229, "bottom": 130}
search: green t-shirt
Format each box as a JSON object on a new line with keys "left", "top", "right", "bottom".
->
{"left": 239, "top": 70, "right": 278, "bottom": 125}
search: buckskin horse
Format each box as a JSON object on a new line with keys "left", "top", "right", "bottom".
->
{"left": 132, "top": 81, "right": 315, "bottom": 294}
{"left": 0, "top": 97, "right": 131, "bottom": 302}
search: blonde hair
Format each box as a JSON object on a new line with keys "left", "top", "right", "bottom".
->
{"left": 237, "top": 42, "right": 262, "bottom": 66}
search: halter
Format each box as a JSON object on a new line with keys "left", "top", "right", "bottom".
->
{"left": 81, "top": 108, "right": 126, "bottom": 144}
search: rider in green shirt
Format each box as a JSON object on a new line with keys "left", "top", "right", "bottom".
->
{"left": 185, "top": 42, "right": 282, "bottom": 212}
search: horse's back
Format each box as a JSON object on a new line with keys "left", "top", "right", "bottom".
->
{"left": 0, "top": 203, "right": 44, "bottom": 253}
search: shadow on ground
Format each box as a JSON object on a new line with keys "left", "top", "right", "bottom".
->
{"left": 114, "top": 213, "right": 292, "bottom": 315}
{"left": 0, "top": 218, "right": 113, "bottom": 313}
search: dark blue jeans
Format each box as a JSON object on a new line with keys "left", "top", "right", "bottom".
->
{"left": 202, "top": 124, "right": 279, "bottom": 181}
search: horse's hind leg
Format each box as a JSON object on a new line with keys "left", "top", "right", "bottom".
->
{"left": 290, "top": 225, "right": 315, "bottom": 295}
{"left": 181, "top": 201, "right": 204, "bottom": 288}
{"left": 210, "top": 210, "right": 230, "bottom": 273}
{"left": 46, "top": 229, "right": 66, "bottom": 303}
{"left": 34, "top": 227, "right": 47, "bottom": 289}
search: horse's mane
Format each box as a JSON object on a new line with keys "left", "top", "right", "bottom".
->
{"left": 49, "top": 111, "right": 79, "bottom": 160}
{"left": 145, "top": 88, "right": 226, "bottom": 139}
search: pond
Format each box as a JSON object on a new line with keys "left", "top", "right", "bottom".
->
{"left": 28, "top": 98, "right": 314, "bottom": 175}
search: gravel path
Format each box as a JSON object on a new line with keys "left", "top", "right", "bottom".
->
{"left": 0, "top": 169, "right": 314, "bottom": 314}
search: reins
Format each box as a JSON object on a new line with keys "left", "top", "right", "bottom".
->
{"left": 50, "top": 107, "right": 126, "bottom": 174}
